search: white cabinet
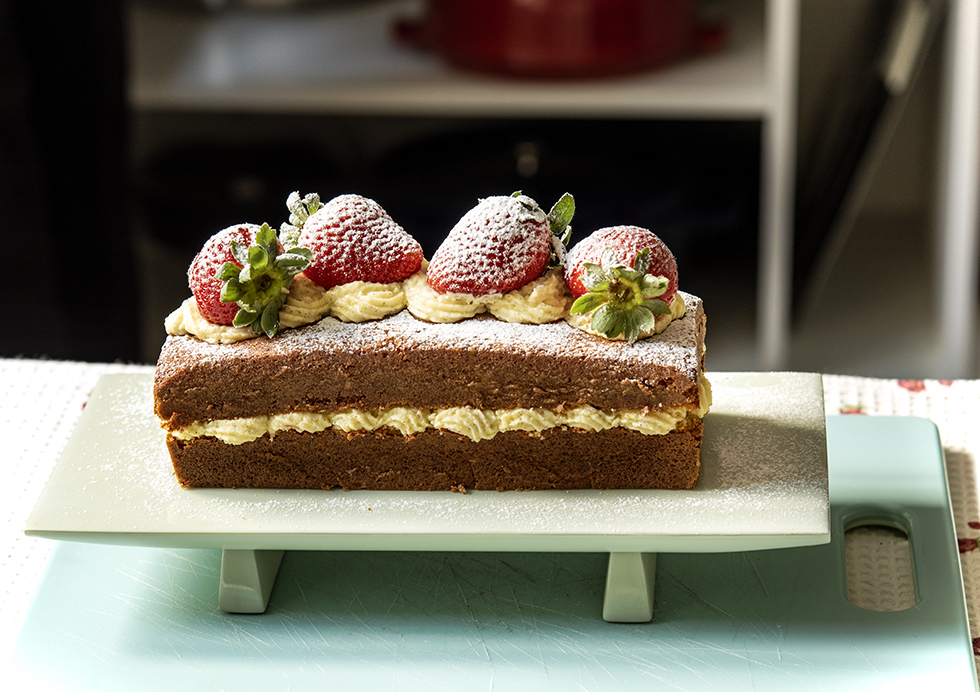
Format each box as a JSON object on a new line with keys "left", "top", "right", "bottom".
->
{"left": 128, "top": 0, "right": 799, "bottom": 369}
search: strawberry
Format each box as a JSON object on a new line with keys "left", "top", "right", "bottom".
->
{"left": 564, "top": 225, "right": 678, "bottom": 343}
{"left": 298, "top": 194, "right": 423, "bottom": 289}
{"left": 189, "top": 223, "right": 260, "bottom": 327}
{"left": 188, "top": 222, "right": 312, "bottom": 336}
{"left": 426, "top": 192, "right": 574, "bottom": 296}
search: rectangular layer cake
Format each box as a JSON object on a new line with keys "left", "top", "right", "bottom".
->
{"left": 154, "top": 292, "right": 708, "bottom": 491}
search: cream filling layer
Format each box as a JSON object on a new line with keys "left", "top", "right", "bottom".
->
{"left": 168, "top": 375, "right": 712, "bottom": 445}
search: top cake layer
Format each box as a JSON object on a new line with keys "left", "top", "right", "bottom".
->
{"left": 154, "top": 292, "right": 706, "bottom": 429}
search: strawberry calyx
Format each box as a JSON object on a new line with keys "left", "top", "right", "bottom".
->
{"left": 546, "top": 192, "right": 575, "bottom": 268}
{"left": 510, "top": 190, "right": 574, "bottom": 269}
{"left": 215, "top": 223, "right": 312, "bottom": 337}
{"left": 278, "top": 191, "right": 323, "bottom": 247}
{"left": 569, "top": 247, "right": 671, "bottom": 343}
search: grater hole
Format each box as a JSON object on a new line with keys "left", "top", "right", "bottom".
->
{"left": 845, "top": 523, "right": 917, "bottom": 611}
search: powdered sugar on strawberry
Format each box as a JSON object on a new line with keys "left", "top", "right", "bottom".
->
{"left": 426, "top": 195, "right": 552, "bottom": 296}
{"left": 300, "top": 194, "right": 423, "bottom": 289}
{"left": 563, "top": 225, "right": 680, "bottom": 343}
{"left": 188, "top": 223, "right": 261, "bottom": 326}
{"left": 565, "top": 225, "right": 678, "bottom": 304}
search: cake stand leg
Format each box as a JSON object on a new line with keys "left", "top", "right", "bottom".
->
{"left": 602, "top": 552, "right": 657, "bottom": 623}
{"left": 218, "top": 549, "right": 285, "bottom": 614}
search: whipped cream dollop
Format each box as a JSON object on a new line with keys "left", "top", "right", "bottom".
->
{"left": 167, "top": 265, "right": 685, "bottom": 343}
{"left": 487, "top": 269, "right": 571, "bottom": 324}
{"left": 404, "top": 264, "right": 571, "bottom": 324}
{"left": 402, "top": 265, "right": 493, "bottom": 322}
{"left": 166, "top": 274, "right": 405, "bottom": 344}
{"left": 325, "top": 281, "right": 407, "bottom": 322}
{"left": 165, "top": 298, "right": 255, "bottom": 344}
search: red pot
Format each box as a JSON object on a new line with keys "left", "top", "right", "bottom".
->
{"left": 395, "top": 0, "right": 719, "bottom": 79}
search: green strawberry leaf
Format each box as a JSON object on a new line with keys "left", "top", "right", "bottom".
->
{"left": 599, "top": 247, "right": 620, "bottom": 271}
{"left": 232, "top": 307, "right": 257, "bottom": 329}
{"left": 546, "top": 193, "right": 575, "bottom": 269}
{"left": 280, "top": 191, "right": 322, "bottom": 246}
{"left": 570, "top": 292, "right": 608, "bottom": 315}
{"left": 216, "top": 261, "right": 241, "bottom": 282}
{"left": 632, "top": 247, "right": 651, "bottom": 275}
{"left": 547, "top": 193, "right": 575, "bottom": 236}
{"left": 248, "top": 244, "right": 270, "bottom": 271}
{"left": 622, "top": 316, "right": 640, "bottom": 344}
{"left": 229, "top": 240, "right": 249, "bottom": 267}
{"left": 259, "top": 301, "right": 280, "bottom": 337}
{"left": 255, "top": 223, "right": 277, "bottom": 249}
{"left": 579, "top": 261, "right": 607, "bottom": 289}
{"left": 506, "top": 191, "right": 576, "bottom": 268}
{"left": 214, "top": 220, "right": 313, "bottom": 338}
{"left": 640, "top": 274, "right": 669, "bottom": 298}
{"left": 571, "top": 244, "right": 676, "bottom": 343}
{"left": 220, "top": 279, "right": 244, "bottom": 303}
{"left": 277, "top": 249, "right": 313, "bottom": 269}
{"left": 591, "top": 304, "right": 624, "bottom": 340}
{"left": 645, "top": 297, "right": 672, "bottom": 315}
{"left": 634, "top": 304, "right": 658, "bottom": 329}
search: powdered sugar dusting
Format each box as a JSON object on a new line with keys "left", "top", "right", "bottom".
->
{"left": 565, "top": 225, "right": 679, "bottom": 303}
{"left": 32, "top": 372, "right": 828, "bottom": 546}
{"left": 161, "top": 292, "right": 704, "bottom": 382}
{"left": 300, "top": 194, "right": 422, "bottom": 287}
{"left": 427, "top": 195, "right": 551, "bottom": 295}
{"left": 188, "top": 223, "right": 262, "bottom": 325}
{"left": 696, "top": 372, "right": 829, "bottom": 533}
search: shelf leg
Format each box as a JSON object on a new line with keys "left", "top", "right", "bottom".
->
{"left": 602, "top": 552, "right": 657, "bottom": 623}
{"left": 218, "top": 549, "right": 284, "bottom": 614}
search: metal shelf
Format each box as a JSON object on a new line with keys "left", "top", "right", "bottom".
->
{"left": 129, "top": 0, "right": 769, "bottom": 118}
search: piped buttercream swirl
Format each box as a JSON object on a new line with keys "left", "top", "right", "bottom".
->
{"left": 167, "top": 264, "right": 684, "bottom": 343}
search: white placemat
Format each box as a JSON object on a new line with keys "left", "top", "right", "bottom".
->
{"left": 0, "top": 359, "right": 153, "bottom": 664}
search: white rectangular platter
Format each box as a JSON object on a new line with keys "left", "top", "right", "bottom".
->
{"left": 26, "top": 371, "right": 830, "bottom": 553}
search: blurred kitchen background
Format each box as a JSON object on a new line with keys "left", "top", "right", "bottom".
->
{"left": 1, "top": 0, "right": 977, "bottom": 379}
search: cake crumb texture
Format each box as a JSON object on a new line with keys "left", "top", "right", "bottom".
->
{"left": 167, "top": 424, "right": 703, "bottom": 492}
{"left": 154, "top": 292, "right": 705, "bottom": 428}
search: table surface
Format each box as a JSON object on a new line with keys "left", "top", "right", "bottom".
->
{"left": 3, "top": 359, "right": 980, "bottom": 685}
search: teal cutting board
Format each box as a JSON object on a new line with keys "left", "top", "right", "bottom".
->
{"left": 11, "top": 416, "right": 977, "bottom": 690}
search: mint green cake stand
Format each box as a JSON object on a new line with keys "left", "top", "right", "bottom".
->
{"left": 26, "top": 372, "right": 835, "bottom": 621}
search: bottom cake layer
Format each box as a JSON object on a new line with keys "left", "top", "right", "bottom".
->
{"left": 166, "top": 424, "right": 703, "bottom": 492}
